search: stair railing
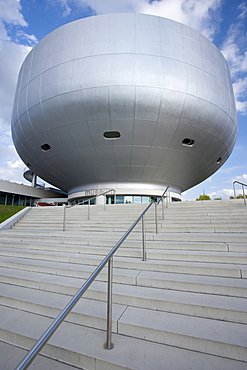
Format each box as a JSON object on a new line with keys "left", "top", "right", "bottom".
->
{"left": 233, "top": 181, "right": 247, "bottom": 206}
{"left": 63, "top": 189, "right": 116, "bottom": 230}
{"left": 15, "top": 186, "right": 169, "bottom": 370}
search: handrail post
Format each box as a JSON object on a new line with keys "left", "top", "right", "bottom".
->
{"left": 62, "top": 204, "right": 66, "bottom": 231}
{"left": 233, "top": 181, "right": 247, "bottom": 205}
{"left": 104, "top": 257, "right": 114, "bottom": 349}
{"left": 88, "top": 200, "right": 90, "bottom": 220}
{"left": 142, "top": 215, "right": 147, "bottom": 261}
{"left": 243, "top": 185, "right": 246, "bottom": 206}
{"left": 104, "top": 194, "right": 106, "bottom": 209}
{"left": 162, "top": 197, "right": 164, "bottom": 220}
{"left": 155, "top": 202, "right": 158, "bottom": 234}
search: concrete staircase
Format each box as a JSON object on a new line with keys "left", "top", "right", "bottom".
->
{"left": 0, "top": 200, "right": 247, "bottom": 369}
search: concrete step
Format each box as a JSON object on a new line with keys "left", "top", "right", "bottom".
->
{"left": 0, "top": 247, "right": 245, "bottom": 277}
{"left": 1, "top": 199, "right": 246, "bottom": 368}
{"left": 1, "top": 256, "right": 246, "bottom": 297}
{"left": 12, "top": 222, "right": 247, "bottom": 233}
{"left": 1, "top": 307, "right": 246, "bottom": 370}
{"left": 137, "top": 270, "right": 247, "bottom": 297}
{"left": 118, "top": 306, "right": 247, "bottom": 362}
{"left": 0, "top": 256, "right": 139, "bottom": 285}
{"left": 3, "top": 229, "right": 247, "bottom": 243}
{"left": 0, "top": 341, "right": 79, "bottom": 370}
{"left": 16, "top": 212, "right": 247, "bottom": 220}
{"left": 1, "top": 240, "right": 246, "bottom": 263}
{"left": 4, "top": 234, "right": 247, "bottom": 252}
{"left": 1, "top": 270, "right": 246, "bottom": 324}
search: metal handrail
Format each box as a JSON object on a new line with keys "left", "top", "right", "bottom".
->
{"left": 15, "top": 186, "right": 169, "bottom": 370}
{"left": 233, "top": 181, "right": 247, "bottom": 205}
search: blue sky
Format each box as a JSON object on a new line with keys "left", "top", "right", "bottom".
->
{"left": 0, "top": 0, "right": 246, "bottom": 200}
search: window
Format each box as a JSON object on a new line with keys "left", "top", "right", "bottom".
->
{"left": 182, "top": 138, "right": 195, "bottom": 147}
{"left": 41, "top": 143, "right": 51, "bottom": 151}
{"left": 103, "top": 131, "right": 121, "bottom": 139}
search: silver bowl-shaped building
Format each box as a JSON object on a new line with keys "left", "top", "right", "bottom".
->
{"left": 11, "top": 13, "right": 237, "bottom": 203}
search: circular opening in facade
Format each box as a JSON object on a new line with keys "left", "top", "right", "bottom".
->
{"left": 216, "top": 157, "right": 222, "bottom": 164}
{"left": 41, "top": 143, "right": 51, "bottom": 151}
{"left": 103, "top": 131, "right": 121, "bottom": 139}
{"left": 182, "top": 138, "right": 195, "bottom": 147}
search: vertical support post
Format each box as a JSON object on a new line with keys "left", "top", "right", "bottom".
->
{"left": 104, "top": 257, "right": 114, "bottom": 349}
{"left": 63, "top": 204, "right": 66, "bottom": 231}
{"left": 162, "top": 197, "right": 164, "bottom": 220}
{"left": 233, "top": 183, "right": 236, "bottom": 199}
{"left": 142, "top": 215, "right": 147, "bottom": 261}
{"left": 243, "top": 185, "right": 246, "bottom": 206}
{"left": 155, "top": 203, "right": 158, "bottom": 234}
{"left": 88, "top": 200, "right": 90, "bottom": 220}
{"left": 31, "top": 173, "right": 37, "bottom": 188}
{"left": 104, "top": 194, "right": 106, "bottom": 210}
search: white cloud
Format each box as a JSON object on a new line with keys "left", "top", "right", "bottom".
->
{"left": 138, "top": 0, "right": 222, "bottom": 39}
{"left": 73, "top": 0, "right": 223, "bottom": 39}
{"left": 0, "top": 0, "right": 35, "bottom": 182}
{"left": 237, "top": 1, "right": 247, "bottom": 20}
{"left": 234, "top": 174, "right": 247, "bottom": 183}
{"left": 0, "top": 42, "right": 31, "bottom": 129}
{"left": 220, "top": 2, "right": 247, "bottom": 115}
{"left": 209, "top": 188, "right": 234, "bottom": 199}
{"left": 0, "top": 134, "right": 27, "bottom": 183}
{"left": 233, "top": 76, "right": 247, "bottom": 115}
{"left": 50, "top": 0, "right": 72, "bottom": 17}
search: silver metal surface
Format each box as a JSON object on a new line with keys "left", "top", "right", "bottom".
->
{"left": 62, "top": 204, "right": 66, "bottom": 231}
{"left": 142, "top": 215, "right": 146, "bottom": 261}
{"left": 104, "top": 257, "right": 114, "bottom": 350}
{"left": 155, "top": 203, "right": 158, "bottom": 234}
{"left": 12, "top": 14, "right": 237, "bottom": 198}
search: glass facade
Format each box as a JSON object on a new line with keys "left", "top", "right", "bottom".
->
{"left": 0, "top": 192, "right": 35, "bottom": 206}
{"left": 71, "top": 197, "right": 96, "bottom": 205}
{"left": 114, "top": 195, "right": 158, "bottom": 204}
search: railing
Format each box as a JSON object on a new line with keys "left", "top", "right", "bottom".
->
{"left": 15, "top": 186, "right": 169, "bottom": 369}
{"left": 63, "top": 189, "right": 116, "bottom": 230}
{"left": 233, "top": 181, "right": 247, "bottom": 206}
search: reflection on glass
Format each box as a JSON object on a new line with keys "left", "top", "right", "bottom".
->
{"left": 124, "top": 196, "right": 132, "bottom": 203}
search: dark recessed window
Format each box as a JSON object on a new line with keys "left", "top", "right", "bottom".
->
{"left": 41, "top": 143, "right": 51, "bottom": 151}
{"left": 182, "top": 138, "right": 195, "bottom": 147}
{"left": 103, "top": 131, "right": 121, "bottom": 139}
{"left": 216, "top": 157, "right": 222, "bottom": 164}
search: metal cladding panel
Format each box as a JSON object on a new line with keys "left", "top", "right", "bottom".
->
{"left": 11, "top": 13, "right": 237, "bottom": 195}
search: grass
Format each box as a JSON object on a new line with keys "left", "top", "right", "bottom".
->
{"left": 0, "top": 205, "right": 25, "bottom": 224}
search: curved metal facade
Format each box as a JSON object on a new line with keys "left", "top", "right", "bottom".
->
{"left": 11, "top": 13, "right": 237, "bottom": 199}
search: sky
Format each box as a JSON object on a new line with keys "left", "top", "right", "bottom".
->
{"left": 0, "top": 0, "right": 246, "bottom": 200}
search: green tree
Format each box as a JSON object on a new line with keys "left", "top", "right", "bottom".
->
{"left": 230, "top": 194, "right": 247, "bottom": 199}
{"left": 236, "top": 194, "right": 247, "bottom": 199}
{"left": 196, "top": 194, "right": 211, "bottom": 201}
